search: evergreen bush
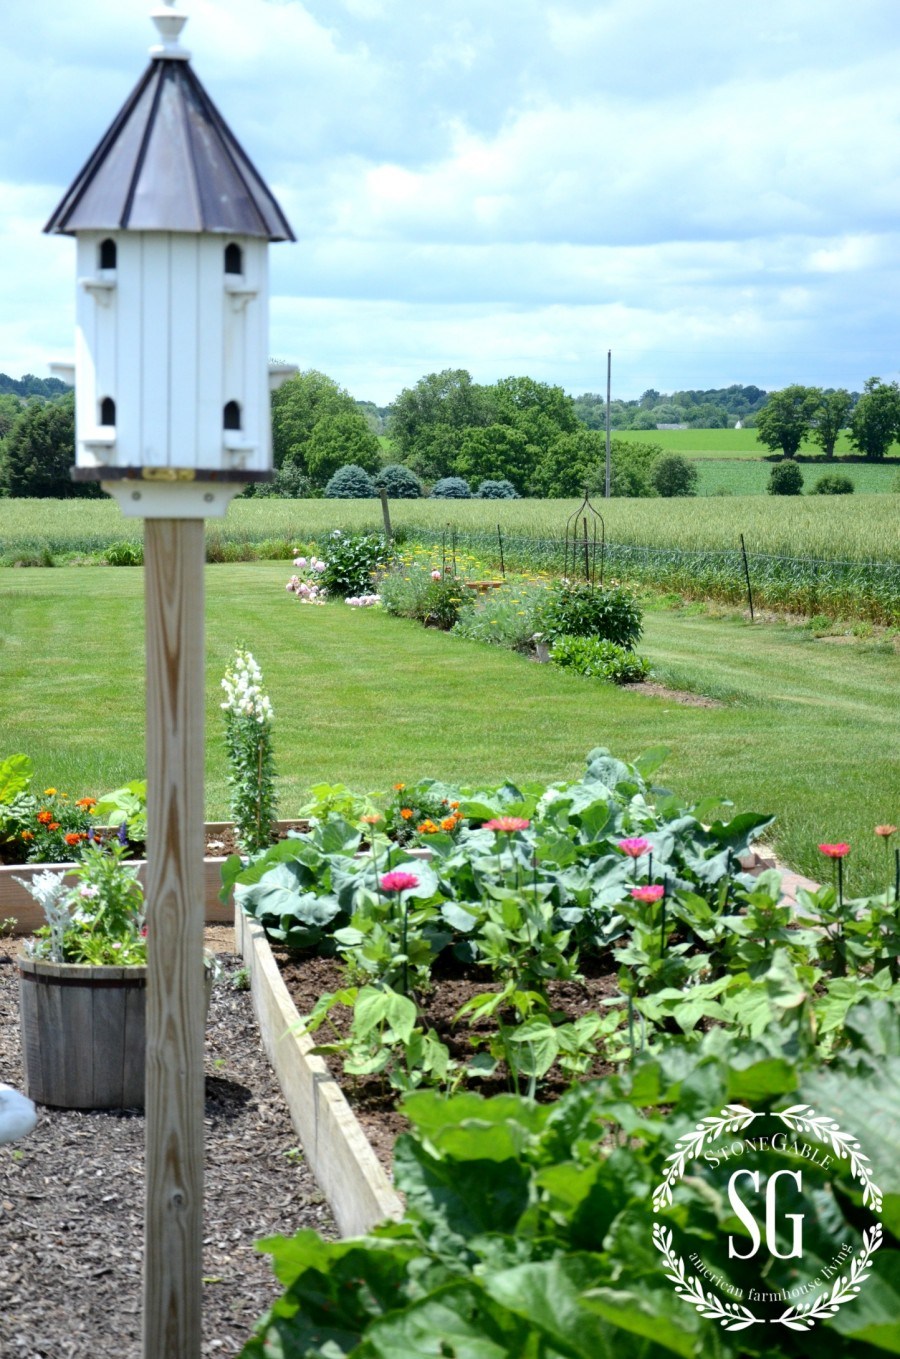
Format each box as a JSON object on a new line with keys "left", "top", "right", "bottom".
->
{"left": 374, "top": 464, "right": 423, "bottom": 498}
{"left": 430, "top": 477, "right": 471, "bottom": 499}
{"left": 324, "top": 464, "right": 377, "bottom": 498}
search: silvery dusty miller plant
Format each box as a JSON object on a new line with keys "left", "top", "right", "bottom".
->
{"left": 221, "top": 648, "right": 277, "bottom": 854}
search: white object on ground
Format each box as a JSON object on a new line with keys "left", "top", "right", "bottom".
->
{"left": 0, "top": 1083, "right": 38, "bottom": 1144}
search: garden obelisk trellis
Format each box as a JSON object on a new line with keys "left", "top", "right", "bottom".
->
{"left": 44, "top": 4, "right": 293, "bottom": 1355}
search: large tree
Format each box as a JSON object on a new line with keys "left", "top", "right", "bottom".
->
{"left": 754, "top": 385, "right": 821, "bottom": 458}
{"left": 270, "top": 370, "right": 382, "bottom": 489}
{"left": 1, "top": 394, "right": 98, "bottom": 498}
{"left": 810, "top": 388, "right": 852, "bottom": 459}
{"left": 388, "top": 370, "right": 493, "bottom": 480}
{"left": 849, "top": 377, "right": 900, "bottom": 461}
{"left": 455, "top": 424, "right": 532, "bottom": 493}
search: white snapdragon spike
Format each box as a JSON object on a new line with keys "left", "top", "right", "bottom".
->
{"left": 221, "top": 649, "right": 273, "bottom": 723}
{"left": 0, "top": 1084, "right": 37, "bottom": 1144}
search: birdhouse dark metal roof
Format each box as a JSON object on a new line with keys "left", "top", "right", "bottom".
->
{"left": 45, "top": 4, "right": 294, "bottom": 242}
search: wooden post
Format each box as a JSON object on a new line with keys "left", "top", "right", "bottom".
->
{"left": 378, "top": 488, "right": 393, "bottom": 543}
{"left": 142, "top": 519, "right": 206, "bottom": 1359}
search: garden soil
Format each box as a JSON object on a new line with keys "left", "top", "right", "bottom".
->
{"left": 274, "top": 950, "right": 622, "bottom": 1175}
{"left": 0, "top": 926, "right": 335, "bottom": 1359}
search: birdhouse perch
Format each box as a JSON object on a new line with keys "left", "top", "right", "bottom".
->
{"left": 44, "top": 0, "right": 294, "bottom": 518}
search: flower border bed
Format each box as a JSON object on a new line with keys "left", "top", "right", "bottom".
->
{"left": 234, "top": 907, "right": 404, "bottom": 1237}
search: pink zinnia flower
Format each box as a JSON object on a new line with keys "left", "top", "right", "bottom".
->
{"left": 818, "top": 843, "right": 850, "bottom": 859}
{"left": 380, "top": 870, "right": 420, "bottom": 893}
{"left": 618, "top": 837, "right": 651, "bottom": 858}
{"left": 483, "top": 817, "right": 531, "bottom": 833}
{"left": 431, "top": 569, "right": 442, "bottom": 580}
{"left": 631, "top": 884, "right": 665, "bottom": 903}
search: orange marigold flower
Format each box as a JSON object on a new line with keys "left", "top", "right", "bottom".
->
{"left": 440, "top": 816, "right": 458, "bottom": 832}
{"left": 75, "top": 797, "right": 97, "bottom": 809}
{"left": 417, "top": 819, "right": 439, "bottom": 834}
{"left": 20, "top": 830, "right": 34, "bottom": 841}
{"left": 43, "top": 787, "right": 57, "bottom": 796}
{"left": 400, "top": 808, "right": 414, "bottom": 820}
{"left": 393, "top": 783, "right": 406, "bottom": 791}
{"left": 450, "top": 801, "right": 460, "bottom": 810}
{"left": 37, "top": 810, "right": 54, "bottom": 825}
{"left": 64, "top": 832, "right": 83, "bottom": 846}
{"left": 48, "top": 822, "right": 61, "bottom": 832}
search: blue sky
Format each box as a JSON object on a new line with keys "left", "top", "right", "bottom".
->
{"left": 1, "top": 0, "right": 898, "bottom": 405}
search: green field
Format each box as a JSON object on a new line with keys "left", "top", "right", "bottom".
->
{"left": 1, "top": 493, "right": 897, "bottom": 562}
{"left": 693, "top": 459, "right": 899, "bottom": 497}
{"left": 0, "top": 563, "right": 896, "bottom": 894}
{"left": 614, "top": 427, "right": 900, "bottom": 459}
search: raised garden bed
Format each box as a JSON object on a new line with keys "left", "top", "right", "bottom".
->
{"left": 234, "top": 909, "right": 403, "bottom": 1236}
{"left": 0, "top": 821, "right": 305, "bottom": 933}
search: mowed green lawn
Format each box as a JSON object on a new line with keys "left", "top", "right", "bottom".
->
{"left": 693, "top": 459, "right": 899, "bottom": 497}
{"left": 1, "top": 563, "right": 896, "bottom": 894}
{"left": 614, "top": 427, "right": 900, "bottom": 459}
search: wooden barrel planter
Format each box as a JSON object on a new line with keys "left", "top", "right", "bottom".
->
{"left": 18, "top": 958, "right": 148, "bottom": 1110}
{"left": 18, "top": 958, "right": 214, "bottom": 1110}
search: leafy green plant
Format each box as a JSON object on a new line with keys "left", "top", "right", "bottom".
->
{"left": 452, "top": 579, "right": 546, "bottom": 650}
{"left": 93, "top": 778, "right": 147, "bottom": 843}
{"left": 220, "top": 648, "right": 277, "bottom": 855}
{"left": 241, "top": 1053, "right": 900, "bottom": 1359}
{"left": 17, "top": 842, "right": 146, "bottom": 965}
{"left": 535, "top": 580, "right": 643, "bottom": 648}
{"left": 549, "top": 633, "right": 651, "bottom": 682}
{"left": 103, "top": 539, "right": 143, "bottom": 565}
{"left": 301, "top": 984, "right": 455, "bottom": 1093}
{"left": 319, "top": 529, "right": 391, "bottom": 598}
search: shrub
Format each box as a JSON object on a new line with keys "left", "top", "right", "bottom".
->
{"left": 374, "top": 464, "right": 422, "bottom": 499}
{"left": 419, "top": 576, "right": 466, "bottom": 629}
{"left": 453, "top": 581, "right": 547, "bottom": 650}
{"left": 320, "top": 530, "right": 392, "bottom": 599}
{"left": 379, "top": 566, "right": 464, "bottom": 629}
{"left": 103, "top": 540, "right": 143, "bottom": 566}
{"left": 650, "top": 453, "right": 698, "bottom": 498}
{"left": 324, "top": 464, "right": 376, "bottom": 498}
{"left": 476, "top": 478, "right": 519, "bottom": 499}
{"left": 535, "top": 581, "right": 643, "bottom": 649}
{"left": 430, "top": 477, "right": 471, "bottom": 499}
{"left": 251, "top": 464, "right": 313, "bottom": 499}
{"left": 767, "top": 459, "right": 804, "bottom": 495}
{"left": 549, "top": 634, "right": 651, "bottom": 684}
{"left": 813, "top": 473, "right": 855, "bottom": 495}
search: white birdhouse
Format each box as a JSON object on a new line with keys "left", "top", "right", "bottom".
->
{"left": 44, "top": 1, "right": 294, "bottom": 518}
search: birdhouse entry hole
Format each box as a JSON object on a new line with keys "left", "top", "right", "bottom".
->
{"left": 100, "top": 397, "right": 116, "bottom": 427}
{"left": 224, "top": 243, "right": 243, "bottom": 275}
{"left": 99, "top": 238, "right": 117, "bottom": 270}
{"left": 223, "top": 401, "right": 242, "bottom": 430}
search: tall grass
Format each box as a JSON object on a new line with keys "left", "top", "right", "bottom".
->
{"left": 1, "top": 495, "right": 897, "bottom": 620}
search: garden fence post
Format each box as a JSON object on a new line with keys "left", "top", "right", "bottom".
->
{"left": 379, "top": 489, "right": 393, "bottom": 543}
{"left": 740, "top": 534, "right": 755, "bottom": 620}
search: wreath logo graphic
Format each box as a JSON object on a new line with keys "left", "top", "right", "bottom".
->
{"left": 651, "top": 1103, "right": 883, "bottom": 1332}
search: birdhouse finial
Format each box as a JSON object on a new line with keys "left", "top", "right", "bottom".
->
{"left": 150, "top": 0, "right": 190, "bottom": 61}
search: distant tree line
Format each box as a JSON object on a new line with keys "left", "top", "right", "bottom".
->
{"left": 755, "top": 380, "right": 900, "bottom": 462}
{"left": 1, "top": 367, "right": 897, "bottom": 500}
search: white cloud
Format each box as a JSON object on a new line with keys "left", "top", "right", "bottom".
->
{"left": 0, "top": 0, "right": 898, "bottom": 402}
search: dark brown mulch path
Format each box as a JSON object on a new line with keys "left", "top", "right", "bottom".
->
{"left": 0, "top": 926, "right": 336, "bottom": 1359}
{"left": 275, "top": 950, "right": 621, "bottom": 1174}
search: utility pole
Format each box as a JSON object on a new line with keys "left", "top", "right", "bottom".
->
{"left": 604, "top": 349, "right": 612, "bottom": 498}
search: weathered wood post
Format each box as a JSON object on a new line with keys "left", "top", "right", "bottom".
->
{"left": 44, "top": 4, "right": 293, "bottom": 1354}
